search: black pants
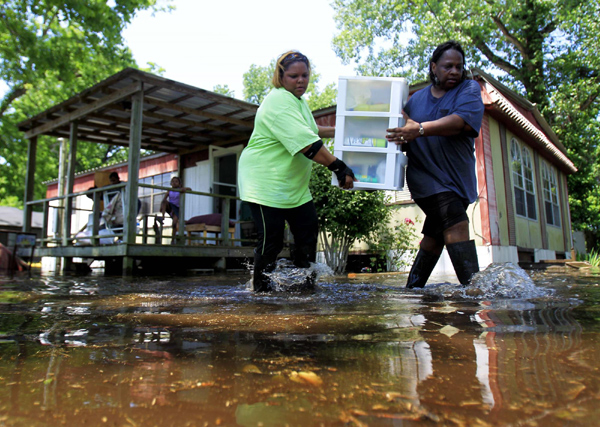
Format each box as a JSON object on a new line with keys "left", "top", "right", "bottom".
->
{"left": 248, "top": 201, "right": 318, "bottom": 268}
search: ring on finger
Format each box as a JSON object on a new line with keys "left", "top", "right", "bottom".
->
{"left": 400, "top": 136, "right": 405, "bottom": 141}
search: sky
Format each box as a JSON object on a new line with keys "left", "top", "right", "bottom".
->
{"left": 122, "top": 0, "right": 358, "bottom": 100}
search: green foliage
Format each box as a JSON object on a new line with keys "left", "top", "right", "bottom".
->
{"left": 306, "top": 81, "right": 337, "bottom": 111}
{"left": 365, "top": 217, "right": 419, "bottom": 272}
{"left": 0, "top": 0, "right": 169, "bottom": 207}
{"left": 212, "top": 84, "right": 235, "bottom": 98}
{"left": 577, "top": 249, "right": 600, "bottom": 268}
{"left": 310, "top": 160, "right": 390, "bottom": 274}
{"left": 331, "top": 0, "right": 600, "bottom": 250}
{"left": 242, "top": 62, "right": 275, "bottom": 104}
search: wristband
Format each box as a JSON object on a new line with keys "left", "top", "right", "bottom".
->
{"left": 327, "top": 158, "right": 355, "bottom": 186}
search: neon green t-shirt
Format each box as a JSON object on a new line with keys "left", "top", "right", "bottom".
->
{"left": 238, "top": 87, "right": 320, "bottom": 208}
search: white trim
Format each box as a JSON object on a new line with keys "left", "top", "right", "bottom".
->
{"left": 483, "top": 81, "right": 576, "bottom": 172}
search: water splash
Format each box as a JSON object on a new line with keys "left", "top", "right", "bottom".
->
{"left": 262, "top": 259, "right": 333, "bottom": 293}
{"left": 426, "top": 262, "right": 554, "bottom": 300}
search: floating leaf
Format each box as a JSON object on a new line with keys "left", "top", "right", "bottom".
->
{"left": 563, "top": 381, "right": 586, "bottom": 400}
{"left": 439, "top": 325, "right": 460, "bottom": 337}
{"left": 242, "top": 364, "right": 262, "bottom": 374}
{"left": 290, "top": 371, "right": 323, "bottom": 387}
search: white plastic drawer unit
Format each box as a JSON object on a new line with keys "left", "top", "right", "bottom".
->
{"left": 332, "top": 76, "right": 409, "bottom": 190}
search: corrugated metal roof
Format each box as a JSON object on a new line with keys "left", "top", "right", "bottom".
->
{"left": 17, "top": 68, "right": 258, "bottom": 154}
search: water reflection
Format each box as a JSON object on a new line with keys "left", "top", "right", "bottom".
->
{"left": 0, "top": 264, "right": 599, "bottom": 425}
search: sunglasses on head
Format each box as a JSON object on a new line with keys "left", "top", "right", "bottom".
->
{"left": 282, "top": 52, "right": 308, "bottom": 64}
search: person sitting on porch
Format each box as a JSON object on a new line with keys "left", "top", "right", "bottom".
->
{"left": 101, "top": 172, "right": 125, "bottom": 230}
{"left": 159, "top": 176, "right": 191, "bottom": 238}
{"left": 100, "top": 172, "right": 141, "bottom": 233}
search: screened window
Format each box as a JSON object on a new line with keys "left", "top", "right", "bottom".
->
{"left": 510, "top": 138, "right": 537, "bottom": 220}
{"left": 138, "top": 172, "right": 172, "bottom": 215}
{"left": 541, "top": 162, "right": 561, "bottom": 226}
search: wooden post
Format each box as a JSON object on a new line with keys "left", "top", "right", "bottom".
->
{"left": 176, "top": 192, "right": 186, "bottom": 244}
{"left": 42, "top": 201, "right": 49, "bottom": 248}
{"left": 123, "top": 87, "right": 143, "bottom": 275}
{"left": 62, "top": 123, "right": 77, "bottom": 247}
{"left": 55, "top": 137, "right": 67, "bottom": 244}
{"left": 62, "top": 122, "right": 77, "bottom": 272}
{"left": 22, "top": 136, "right": 37, "bottom": 232}
{"left": 92, "top": 190, "right": 101, "bottom": 246}
{"left": 221, "top": 197, "right": 230, "bottom": 246}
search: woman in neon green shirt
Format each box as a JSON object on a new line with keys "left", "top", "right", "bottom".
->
{"left": 238, "top": 50, "right": 356, "bottom": 292}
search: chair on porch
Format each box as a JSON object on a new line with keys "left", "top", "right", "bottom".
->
{"left": 100, "top": 189, "right": 141, "bottom": 244}
{"left": 100, "top": 189, "right": 125, "bottom": 244}
{"left": 185, "top": 214, "right": 235, "bottom": 246}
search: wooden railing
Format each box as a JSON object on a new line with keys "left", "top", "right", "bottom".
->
{"left": 23, "top": 184, "right": 256, "bottom": 247}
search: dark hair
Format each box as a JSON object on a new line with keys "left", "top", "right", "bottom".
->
{"left": 272, "top": 50, "right": 311, "bottom": 88}
{"left": 109, "top": 172, "right": 119, "bottom": 180}
{"left": 428, "top": 40, "right": 468, "bottom": 85}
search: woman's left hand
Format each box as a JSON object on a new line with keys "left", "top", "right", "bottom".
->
{"left": 386, "top": 112, "right": 420, "bottom": 145}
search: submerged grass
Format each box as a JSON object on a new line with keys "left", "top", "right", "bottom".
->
{"left": 577, "top": 249, "right": 600, "bottom": 267}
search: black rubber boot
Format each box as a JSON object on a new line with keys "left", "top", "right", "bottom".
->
{"left": 406, "top": 249, "right": 441, "bottom": 289}
{"left": 446, "top": 240, "right": 479, "bottom": 285}
{"left": 252, "top": 252, "right": 276, "bottom": 292}
{"left": 291, "top": 243, "right": 316, "bottom": 269}
{"left": 290, "top": 244, "right": 317, "bottom": 292}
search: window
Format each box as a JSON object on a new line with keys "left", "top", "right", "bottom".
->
{"left": 541, "top": 161, "right": 561, "bottom": 226}
{"left": 138, "top": 172, "right": 172, "bottom": 215}
{"left": 510, "top": 138, "right": 537, "bottom": 220}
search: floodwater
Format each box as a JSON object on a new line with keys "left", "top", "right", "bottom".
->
{"left": 1, "top": 262, "right": 599, "bottom": 427}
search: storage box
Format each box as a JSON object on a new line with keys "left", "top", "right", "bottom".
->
{"left": 332, "top": 150, "right": 408, "bottom": 189}
{"left": 332, "top": 76, "right": 409, "bottom": 191}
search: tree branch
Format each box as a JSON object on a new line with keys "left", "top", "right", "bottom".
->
{"left": 580, "top": 92, "right": 599, "bottom": 111}
{"left": 540, "top": 21, "right": 557, "bottom": 35}
{"left": 0, "top": 85, "right": 27, "bottom": 119}
{"left": 472, "top": 38, "right": 518, "bottom": 74}
{"left": 491, "top": 14, "right": 527, "bottom": 56}
{"left": 41, "top": 7, "right": 60, "bottom": 38}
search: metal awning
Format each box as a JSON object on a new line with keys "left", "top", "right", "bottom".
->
{"left": 17, "top": 67, "right": 258, "bottom": 154}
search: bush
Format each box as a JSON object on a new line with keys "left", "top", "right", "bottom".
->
{"left": 310, "top": 163, "right": 389, "bottom": 274}
{"left": 365, "top": 217, "right": 420, "bottom": 272}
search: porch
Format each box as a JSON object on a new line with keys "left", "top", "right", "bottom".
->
{"left": 16, "top": 68, "right": 278, "bottom": 275}
{"left": 24, "top": 183, "right": 279, "bottom": 275}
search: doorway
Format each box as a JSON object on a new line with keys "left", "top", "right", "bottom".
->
{"left": 210, "top": 146, "right": 241, "bottom": 220}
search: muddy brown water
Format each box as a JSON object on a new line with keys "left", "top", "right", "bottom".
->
{"left": 1, "top": 263, "right": 599, "bottom": 426}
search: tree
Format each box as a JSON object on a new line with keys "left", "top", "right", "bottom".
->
{"left": 331, "top": 0, "right": 600, "bottom": 250}
{"left": 242, "top": 62, "right": 275, "bottom": 105}
{"left": 309, "top": 162, "right": 390, "bottom": 274}
{"left": 0, "top": 0, "right": 170, "bottom": 207}
{"left": 212, "top": 84, "right": 235, "bottom": 98}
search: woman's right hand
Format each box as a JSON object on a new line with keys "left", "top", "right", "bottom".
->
{"left": 386, "top": 112, "right": 420, "bottom": 144}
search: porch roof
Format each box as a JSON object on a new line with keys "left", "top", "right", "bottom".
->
{"left": 17, "top": 68, "right": 258, "bottom": 154}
